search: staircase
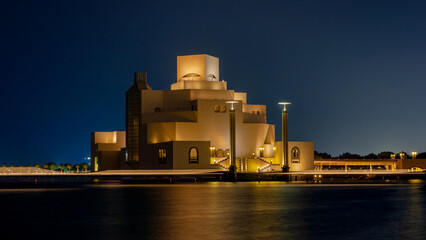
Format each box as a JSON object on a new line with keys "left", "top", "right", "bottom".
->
{"left": 212, "top": 157, "right": 229, "bottom": 171}
{"left": 257, "top": 157, "right": 273, "bottom": 173}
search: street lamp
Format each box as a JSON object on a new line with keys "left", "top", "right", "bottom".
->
{"left": 278, "top": 102, "right": 291, "bottom": 172}
{"left": 226, "top": 100, "right": 239, "bottom": 181}
{"left": 412, "top": 151, "right": 417, "bottom": 159}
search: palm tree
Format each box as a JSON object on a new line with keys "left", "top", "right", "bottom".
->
{"left": 81, "top": 163, "right": 89, "bottom": 173}
{"left": 59, "top": 164, "right": 64, "bottom": 173}
{"left": 74, "top": 164, "right": 80, "bottom": 173}
{"left": 48, "top": 163, "right": 57, "bottom": 171}
{"left": 1, "top": 163, "right": 6, "bottom": 168}
{"left": 66, "top": 163, "right": 73, "bottom": 173}
{"left": 42, "top": 163, "right": 49, "bottom": 170}
{"left": 34, "top": 164, "right": 40, "bottom": 168}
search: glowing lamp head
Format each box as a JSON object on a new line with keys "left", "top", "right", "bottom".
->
{"left": 278, "top": 102, "right": 292, "bottom": 111}
{"left": 226, "top": 100, "right": 239, "bottom": 110}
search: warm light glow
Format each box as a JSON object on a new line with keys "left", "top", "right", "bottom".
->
{"left": 226, "top": 100, "right": 239, "bottom": 110}
{"left": 278, "top": 102, "right": 292, "bottom": 111}
{"left": 412, "top": 151, "right": 417, "bottom": 159}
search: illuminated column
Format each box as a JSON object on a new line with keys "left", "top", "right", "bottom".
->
{"left": 279, "top": 102, "right": 291, "bottom": 172}
{"left": 227, "top": 101, "right": 239, "bottom": 180}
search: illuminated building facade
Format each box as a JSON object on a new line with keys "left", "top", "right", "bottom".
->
{"left": 91, "top": 54, "right": 314, "bottom": 172}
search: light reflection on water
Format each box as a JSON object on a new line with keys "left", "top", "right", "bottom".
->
{"left": 0, "top": 182, "right": 425, "bottom": 240}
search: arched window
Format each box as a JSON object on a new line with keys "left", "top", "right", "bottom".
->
{"left": 291, "top": 147, "right": 300, "bottom": 163}
{"left": 155, "top": 107, "right": 161, "bottom": 112}
{"left": 207, "top": 74, "right": 217, "bottom": 81}
{"left": 216, "top": 149, "right": 224, "bottom": 158}
{"left": 220, "top": 105, "right": 226, "bottom": 113}
{"left": 189, "top": 147, "right": 199, "bottom": 164}
{"left": 158, "top": 148, "right": 166, "bottom": 164}
{"left": 256, "top": 111, "right": 260, "bottom": 115}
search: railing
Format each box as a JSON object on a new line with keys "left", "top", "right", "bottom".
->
{"left": 215, "top": 157, "right": 228, "bottom": 164}
{"left": 257, "top": 157, "right": 273, "bottom": 173}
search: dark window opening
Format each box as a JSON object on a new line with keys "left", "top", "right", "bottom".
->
{"left": 291, "top": 147, "right": 300, "bottom": 163}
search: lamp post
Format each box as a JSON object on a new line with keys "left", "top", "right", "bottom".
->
{"left": 279, "top": 102, "right": 291, "bottom": 172}
{"left": 226, "top": 100, "right": 239, "bottom": 181}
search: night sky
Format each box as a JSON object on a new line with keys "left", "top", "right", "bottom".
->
{"left": 1, "top": 0, "right": 426, "bottom": 165}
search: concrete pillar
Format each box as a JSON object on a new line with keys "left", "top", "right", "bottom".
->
{"left": 279, "top": 102, "right": 291, "bottom": 172}
{"left": 345, "top": 164, "right": 347, "bottom": 172}
{"left": 227, "top": 101, "right": 238, "bottom": 181}
{"left": 282, "top": 109, "right": 289, "bottom": 171}
{"left": 370, "top": 164, "right": 372, "bottom": 172}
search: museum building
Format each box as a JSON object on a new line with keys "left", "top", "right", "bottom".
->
{"left": 91, "top": 54, "right": 314, "bottom": 172}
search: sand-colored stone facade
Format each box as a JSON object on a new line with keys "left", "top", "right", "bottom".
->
{"left": 92, "top": 54, "right": 314, "bottom": 172}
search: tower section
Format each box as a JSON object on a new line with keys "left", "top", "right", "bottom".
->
{"left": 171, "top": 54, "right": 226, "bottom": 90}
{"left": 126, "top": 72, "right": 151, "bottom": 163}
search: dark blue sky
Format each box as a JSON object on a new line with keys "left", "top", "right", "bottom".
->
{"left": 1, "top": 0, "right": 426, "bottom": 164}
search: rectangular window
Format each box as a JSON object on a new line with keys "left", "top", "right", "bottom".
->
{"left": 158, "top": 148, "right": 167, "bottom": 164}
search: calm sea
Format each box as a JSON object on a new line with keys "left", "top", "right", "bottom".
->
{"left": 0, "top": 182, "right": 425, "bottom": 240}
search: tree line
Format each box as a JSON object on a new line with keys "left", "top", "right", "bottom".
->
{"left": 315, "top": 151, "right": 426, "bottom": 160}
{"left": 1, "top": 162, "right": 90, "bottom": 173}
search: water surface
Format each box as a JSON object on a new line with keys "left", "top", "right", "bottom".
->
{"left": 0, "top": 182, "right": 425, "bottom": 239}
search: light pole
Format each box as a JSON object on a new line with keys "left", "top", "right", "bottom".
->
{"left": 279, "top": 102, "right": 291, "bottom": 172}
{"left": 226, "top": 100, "right": 239, "bottom": 181}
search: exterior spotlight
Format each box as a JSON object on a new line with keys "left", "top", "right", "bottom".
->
{"left": 412, "top": 151, "right": 417, "bottom": 159}
{"left": 278, "top": 102, "right": 291, "bottom": 111}
{"left": 226, "top": 100, "right": 239, "bottom": 110}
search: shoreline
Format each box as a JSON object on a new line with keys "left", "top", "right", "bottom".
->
{"left": 0, "top": 170, "right": 424, "bottom": 188}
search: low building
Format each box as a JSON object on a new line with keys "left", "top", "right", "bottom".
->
{"left": 91, "top": 54, "right": 314, "bottom": 172}
{"left": 315, "top": 158, "right": 426, "bottom": 172}
{"left": 91, "top": 131, "right": 125, "bottom": 171}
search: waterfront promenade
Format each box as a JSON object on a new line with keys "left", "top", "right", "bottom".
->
{"left": 0, "top": 167, "right": 424, "bottom": 185}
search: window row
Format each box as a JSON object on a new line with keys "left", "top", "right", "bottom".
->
{"left": 214, "top": 105, "right": 227, "bottom": 112}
